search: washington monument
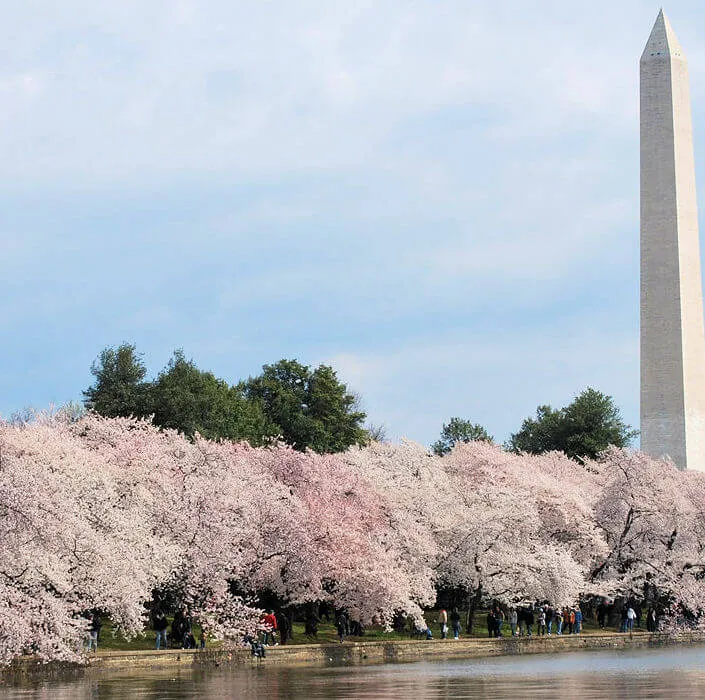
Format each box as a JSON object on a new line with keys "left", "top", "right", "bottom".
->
{"left": 641, "top": 10, "right": 705, "bottom": 471}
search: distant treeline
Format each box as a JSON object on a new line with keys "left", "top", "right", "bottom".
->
{"left": 83, "top": 343, "right": 637, "bottom": 460}
{"left": 83, "top": 344, "right": 369, "bottom": 454}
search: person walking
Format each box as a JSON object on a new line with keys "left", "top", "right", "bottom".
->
{"left": 450, "top": 608, "right": 461, "bottom": 640}
{"left": 438, "top": 609, "right": 448, "bottom": 640}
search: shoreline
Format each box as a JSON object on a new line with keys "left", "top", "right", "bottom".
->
{"left": 4, "top": 632, "right": 705, "bottom": 684}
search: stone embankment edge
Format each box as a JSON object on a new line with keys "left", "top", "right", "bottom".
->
{"left": 4, "top": 632, "right": 705, "bottom": 682}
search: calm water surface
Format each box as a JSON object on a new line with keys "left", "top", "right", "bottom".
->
{"left": 4, "top": 646, "right": 705, "bottom": 699}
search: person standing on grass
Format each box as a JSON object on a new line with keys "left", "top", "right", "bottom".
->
{"left": 562, "top": 608, "right": 571, "bottom": 635}
{"left": 555, "top": 608, "right": 563, "bottom": 636}
{"left": 526, "top": 606, "right": 534, "bottom": 637}
{"left": 154, "top": 612, "right": 168, "bottom": 650}
{"left": 86, "top": 613, "right": 101, "bottom": 652}
{"left": 574, "top": 607, "right": 583, "bottom": 634}
{"left": 487, "top": 609, "right": 495, "bottom": 638}
{"left": 509, "top": 608, "right": 518, "bottom": 636}
{"left": 450, "top": 608, "right": 461, "bottom": 639}
{"left": 537, "top": 608, "right": 546, "bottom": 636}
{"left": 336, "top": 611, "right": 347, "bottom": 644}
{"left": 262, "top": 610, "right": 278, "bottom": 646}
{"left": 438, "top": 609, "right": 448, "bottom": 639}
{"left": 626, "top": 606, "right": 636, "bottom": 633}
{"left": 495, "top": 606, "right": 504, "bottom": 637}
{"left": 278, "top": 612, "right": 291, "bottom": 645}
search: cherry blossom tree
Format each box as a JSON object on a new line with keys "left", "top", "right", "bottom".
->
{"left": 0, "top": 415, "right": 174, "bottom": 663}
{"left": 589, "top": 448, "right": 705, "bottom": 625}
{"left": 5, "top": 408, "right": 705, "bottom": 666}
{"left": 435, "top": 443, "right": 590, "bottom": 631}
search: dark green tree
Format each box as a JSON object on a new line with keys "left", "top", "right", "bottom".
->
{"left": 150, "top": 350, "right": 276, "bottom": 445}
{"left": 431, "top": 417, "right": 493, "bottom": 456}
{"left": 83, "top": 343, "right": 151, "bottom": 418}
{"left": 508, "top": 387, "right": 638, "bottom": 461}
{"left": 240, "top": 359, "right": 368, "bottom": 453}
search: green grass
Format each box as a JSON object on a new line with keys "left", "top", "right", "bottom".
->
{"left": 94, "top": 611, "right": 628, "bottom": 652}
{"left": 97, "top": 619, "right": 209, "bottom": 652}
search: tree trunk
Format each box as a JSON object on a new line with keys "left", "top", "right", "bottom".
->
{"left": 465, "top": 584, "right": 482, "bottom": 636}
{"left": 287, "top": 610, "right": 295, "bottom": 642}
{"left": 304, "top": 602, "right": 319, "bottom": 637}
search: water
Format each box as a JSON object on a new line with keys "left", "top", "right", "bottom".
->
{"left": 4, "top": 646, "right": 705, "bottom": 699}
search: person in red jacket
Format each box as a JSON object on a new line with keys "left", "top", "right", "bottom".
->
{"left": 262, "top": 610, "right": 278, "bottom": 646}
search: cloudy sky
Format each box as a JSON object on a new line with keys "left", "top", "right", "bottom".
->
{"left": 1, "top": 0, "right": 703, "bottom": 446}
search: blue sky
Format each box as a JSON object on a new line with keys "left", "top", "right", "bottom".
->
{"left": 1, "top": 0, "right": 703, "bottom": 446}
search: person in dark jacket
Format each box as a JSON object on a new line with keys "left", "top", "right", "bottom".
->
{"left": 526, "top": 607, "right": 535, "bottom": 636}
{"left": 278, "top": 613, "right": 291, "bottom": 645}
{"left": 87, "top": 613, "right": 101, "bottom": 652}
{"left": 450, "top": 608, "right": 461, "bottom": 639}
{"left": 487, "top": 610, "right": 495, "bottom": 637}
{"left": 154, "top": 613, "right": 169, "bottom": 650}
{"left": 336, "top": 611, "right": 348, "bottom": 644}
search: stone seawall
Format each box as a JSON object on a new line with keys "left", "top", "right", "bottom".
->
{"left": 5, "top": 632, "right": 705, "bottom": 682}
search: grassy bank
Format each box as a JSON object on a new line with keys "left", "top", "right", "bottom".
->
{"left": 96, "top": 611, "right": 624, "bottom": 652}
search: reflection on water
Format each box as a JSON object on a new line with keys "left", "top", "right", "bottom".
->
{"left": 4, "top": 646, "right": 705, "bottom": 699}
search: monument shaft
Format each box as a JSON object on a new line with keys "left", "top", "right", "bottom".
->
{"left": 640, "top": 10, "right": 705, "bottom": 470}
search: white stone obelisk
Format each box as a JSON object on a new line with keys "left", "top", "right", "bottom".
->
{"left": 641, "top": 10, "right": 705, "bottom": 471}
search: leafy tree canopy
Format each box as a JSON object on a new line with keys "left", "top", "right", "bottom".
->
{"left": 240, "top": 359, "right": 368, "bottom": 453}
{"left": 508, "top": 387, "right": 638, "bottom": 461}
{"left": 432, "top": 417, "right": 493, "bottom": 456}
{"left": 84, "top": 347, "right": 367, "bottom": 452}
{"left": 150, "top": 350, "right": 276, "bottom": 445}
{"left": 83, "top": 343, "right": 151, "bottom": 418}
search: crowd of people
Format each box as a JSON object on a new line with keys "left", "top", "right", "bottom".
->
{"left": 488, "top": 604, "right": 584, "bottom": 637}
{"left": 85, "top": 599, "right": 661, "bottom": 653}
{"left": 151, "top": 608, "right": 206, "bottom": 651}
{"left": 430, "top": 600, "right": 659, "bottom": 640}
